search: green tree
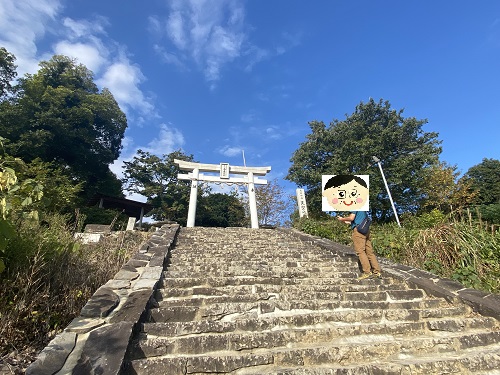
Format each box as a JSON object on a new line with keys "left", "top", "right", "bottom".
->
{"left": 464, "top": 158, "right": 500, "bottom": 205}
{"left": 122, "top": 149, "right": 198, "bottom": 224}
{"left": 197, "top": 192, "right": 246, "bottom": 227}
{"left": 419, "top": 161, "right": 477, "bottom": 213}
{"left": 464, "top": 158, "right": 500, "bottom": 224}
{"left": 0, "top": 47, "right": 17, "bottom": 100}
{"left": 0, "top": 54, "right": 126, "bottom": 200}
{"left": 286, "top": 99, "right": 442, "bottom": 220}
{"left": 14, "top": 158, "right": 82, "bottom": 214}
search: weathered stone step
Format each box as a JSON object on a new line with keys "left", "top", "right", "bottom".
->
{"left": 155, "top": 288, "right": 427, "bottom": 308}
{"left": 140, "top": 306, "right": 482, "bottom": 337}
{"left": 234, "top": 346, "right": 500, "bottom": 374}
{"left": 166, "top": 259, "right": 356, "bottom": 268}
{"left": 125, "top": 336, "right": 500, "bottom": 375}
{"left": 156, "top": 282, "right": 411, "bottom": 299}
{"left": 130, "top": 317, "right": 499, "bottom": 359}
{"left": 160, "top": 275, "right": 403, "bottom": 289}
{"left": 165, "top": 268, "right": 364, "bottom": 279}
{"left": 148, "top": 298, "right": 450, "bottom": 323}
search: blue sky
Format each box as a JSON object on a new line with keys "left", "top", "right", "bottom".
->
{"left": 1, "top": 0, "right": 499, "bottom": 202}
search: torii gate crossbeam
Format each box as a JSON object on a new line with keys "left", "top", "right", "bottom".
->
{"left": 175, "top": 159, "right": 271, "bottom": 229}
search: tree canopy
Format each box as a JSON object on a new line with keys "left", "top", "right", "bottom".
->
{"left": 464, "top": 158, "right": 500, "bottom": 224}
{"left": 0, "top": 47, "right": 17, "bottom": 99}
{"left": 0, "top": 54, "right": 126, "bottom": 199}
{"left": 464, "top": 158, "right": 500, "bottom": 205}
{"left": 122, "top": 149, "right": 196, "bottom": 224}
{"left": 286, "top": 99, "right": 442, "bottom": 220}
{"left": 197, "top": 192, "right": 246, "bottom": 227}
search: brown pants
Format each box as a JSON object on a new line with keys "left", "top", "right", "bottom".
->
{"left": 352, "top": 227, "right": 381, "bottom": 274}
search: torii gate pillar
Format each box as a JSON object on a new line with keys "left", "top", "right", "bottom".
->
{"left": 175, "top": 160, "right": 271, "bottom": 229}
{"left": 187, "top": 167, "right": 199, "bottom": 228}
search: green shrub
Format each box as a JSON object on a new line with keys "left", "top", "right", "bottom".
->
{"left": 295, "top": 217, "right": 351, "bottom": 244}
{"left": 295, "top": 213, "right": 500, "bottom": 294}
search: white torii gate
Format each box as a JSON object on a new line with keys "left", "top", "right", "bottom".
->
{"left": 175, "top": 159, "right": 271, "bottom": 229}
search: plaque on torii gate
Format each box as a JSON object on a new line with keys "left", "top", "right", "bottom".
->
{"left": 175, "top": 159, "right": 271, "bottom": 229}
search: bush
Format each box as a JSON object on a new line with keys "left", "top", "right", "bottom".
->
{"left": 295, "top": 212, "right": 500, "bottom": 294}
{"left": 0, "top": 212, "right": 148, "bottom": 362}
{"left": 294, "top": 217, "right": 351, "bottom": 245}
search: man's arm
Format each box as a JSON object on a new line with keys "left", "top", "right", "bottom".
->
{"left": 337, "top": 213, "right": 355, "bottom": 224}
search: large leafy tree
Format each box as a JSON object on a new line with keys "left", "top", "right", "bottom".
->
{"left": 419, "top": 161, "right": 476, "bottom": 213}
{"left": 0, "top": 54, "right": 126, "bottom": 199}
{"left": 464, "top": 158, "right": 500, "bottom": 224}
{"left": 197, "top": 192, "right": 246, "bottom": 227}
{"left": 122, "top": 149, "right": 198, "bottom": 224}
{"left": 0, "top": 47, "right": 17, "bottom": 99}
{"left": 286, "top": 99, "right": 442, "bottom": 220}
{"left": 464, "top": 158, "right": 500, "bottom": 205}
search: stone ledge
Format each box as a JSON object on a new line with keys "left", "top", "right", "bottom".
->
{"left": 281, "top": 228, "right": 500, "bottom": 322}
{"left": 26, "top": 224, "right": 180, "bottom": 375}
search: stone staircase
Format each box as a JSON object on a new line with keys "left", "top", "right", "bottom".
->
{"left": 122, "top": 227, "right": 500, "bottom": 374}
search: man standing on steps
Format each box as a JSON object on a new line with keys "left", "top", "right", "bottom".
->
{"left": 322, "top": 175, "right": 382, "bottom": 280}
{"left": 337, "top": 210, "right": 382, "bottom": 280}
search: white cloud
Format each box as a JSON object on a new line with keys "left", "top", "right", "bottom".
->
{"left": 53, "top": 41, "right": 106, "bottom": 73}
{"left": 218, "top": 145, "right": 242, "bottom": 157}
{"left": 62, "top": 16, "right": 108, "bottom": 38}
{"left": 0, "top": 3, "right": 156, "bottom": 121}
{"left": 240, "top": 111, "right": 258, "bottom": 123}
{"left": 110, "top": 124, "right": 185, "bottom": 180}
{"left": 97, "top": 59, "right": 155, "bottom": 116}
{"left": 151, "top": 0, "right": 246, "bottom": 86}
{"left": 0, "top": 0, "right": 62, "bottom": 75}
{"left": 144, "top": 124, "right": 185, "bottom": 156}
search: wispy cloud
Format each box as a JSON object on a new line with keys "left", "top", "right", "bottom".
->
{"left": 110, "top": 123, "right": 185, "bottom": 179}
{"left": 0, "top": 1, "right": 157, "bottom": 122}
{"left": 150, "top": 0, "right": 247, "bottom": 89}
{"left": 97, "top": 57, "right": 155, "bottom": 117}
{"left": 218, "top": 145, "right": 243, "bottom": 157}
{"left": 0, "top": 0, "right": 62, "bottom": 75}
{"left": 143, "top": 123, "right": 185, "bottom": 156}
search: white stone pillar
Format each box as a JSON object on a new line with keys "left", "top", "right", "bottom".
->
{"left": 248, "top": 172, "right": 259, "bottom": 229}
{"left": 187, "top": 168, "right": 199, "bottom": 227}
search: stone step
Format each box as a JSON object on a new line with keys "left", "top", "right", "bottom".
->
{"left": 156, "top": 282, "right": 411, "bottom": 299}
{"left": 155, "top": 288, "right": 427, "bottom": 308}
{"left": 122, "top": 227, "right": 500, "bottom": 374}
{"left": 160, "top": 275, "right": 404, "bottom": 289}
{"left": 164, "top": 269, "right": 366, "bottom": 279}
{"left": 130, "top": 320, "right": 500, "bottom": 358}
{"left": 125, "top": 337, "right": 500, "bottom": 374}
{"left": 234, "top": 346, "right": 500, "bottom": 374}
{"left": 139, "top": 306, "right": 483, "bottom": 337}
{"left": 148, "top": 298, "right": 451, "bottom": 323}
{"left": 166, "top": 258, "right": 357, "bottom": 269}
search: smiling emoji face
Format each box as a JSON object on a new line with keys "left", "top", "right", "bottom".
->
{"left": 322, "top": 175, "right": 369, "bottom": 211}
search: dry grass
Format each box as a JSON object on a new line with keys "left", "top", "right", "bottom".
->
{"left": 0, "top": 227, "right": 149, "bottom": 374}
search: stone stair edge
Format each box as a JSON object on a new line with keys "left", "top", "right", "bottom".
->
{"left": 278, "top": 227, "right": 500, "bottom": 322}
{"left": 26, "top": 224, "right": 181, "bottom": 375}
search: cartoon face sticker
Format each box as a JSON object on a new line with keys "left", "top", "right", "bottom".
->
{"left": 322, "top": 175, "right": 369, "bottom": 211}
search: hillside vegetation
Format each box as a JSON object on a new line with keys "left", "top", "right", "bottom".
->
{"left": 295, "top": 210, "right": 500, "bottom": 294}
